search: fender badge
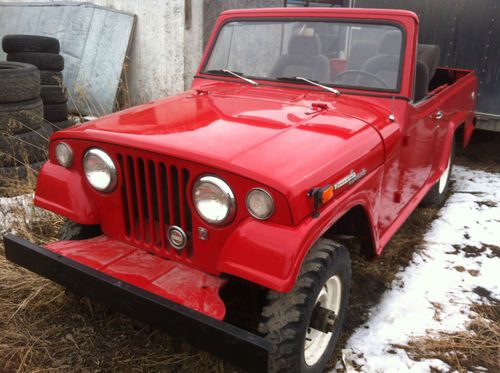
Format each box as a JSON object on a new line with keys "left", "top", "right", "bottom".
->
{"left": 334, "top": 169, "right": 367, "bottom": 190}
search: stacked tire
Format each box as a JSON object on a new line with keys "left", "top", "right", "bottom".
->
{"left": 0, "top": 61, "right": 52, "bottom": 178}
{"left": 3, "top": 35, "right": 72, "bottom": 131}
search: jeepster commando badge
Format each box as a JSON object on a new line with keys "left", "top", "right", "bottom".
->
{"left": 334, "top": 168, "right": 367, "bottom": 190}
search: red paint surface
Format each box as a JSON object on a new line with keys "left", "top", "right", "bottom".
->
{"left": 35, "top": 8, "right": 477, "bottom": 297}
{"left": 46, "top": 236, "right": 227, "bottom": 319}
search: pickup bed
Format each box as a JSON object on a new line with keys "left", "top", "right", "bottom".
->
{"left": 3, "top": 7, "right": 477, "bottom": 373}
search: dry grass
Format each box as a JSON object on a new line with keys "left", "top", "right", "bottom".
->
{"left": 394, "top": 301, "right": 500, "bottom": 372}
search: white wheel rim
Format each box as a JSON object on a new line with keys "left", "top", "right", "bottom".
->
{"left": 304, "top": 275, "right": 342, "bottom": 366}
{"left": 438, "top": 150, "right": 452, "bottom": 194}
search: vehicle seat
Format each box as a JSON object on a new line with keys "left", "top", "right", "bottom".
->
{"left": 312, "top": 23, "right": 339, "bottom": 58}
{"left": 347, "top": 41, "right": 379, "bottom": 70}
{"left": 270, "top": 29, "right": 330, "bottom": 82}
{"left": 417, "top": 44, "right": 441, "bottom": 83}
{"left": 358, "top": 30, "right": 402, "bottom": 89}
{"left": 413, "top": 44, "right": 440, "bottom": 101}
{"left": 338, "top": 41, "right": 379, "bottom": 84}
{"left": 414, "top": 61, "right": 429, "bottom": 102}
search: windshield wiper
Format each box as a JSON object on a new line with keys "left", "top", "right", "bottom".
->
{"left": 206, "top": 69, "right": 258, "bottom": 86}
{"left": 276, "top": 76, "right": 340, "bottom": 95}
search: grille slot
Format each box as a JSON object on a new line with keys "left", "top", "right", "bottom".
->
{"left": 118, "top": 154, "right": 192, "bottom": 258}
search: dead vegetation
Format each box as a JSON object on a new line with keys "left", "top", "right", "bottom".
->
{"left": 395, "top": 301, "right": 500, "bottom": 372}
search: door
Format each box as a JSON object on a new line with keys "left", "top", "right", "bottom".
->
{"left": 398, "top": 97, "right": 441, "bottom": 207}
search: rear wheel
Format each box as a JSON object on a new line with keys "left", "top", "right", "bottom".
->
{"left": 258, "top": 239, "right": 351, "bottom": 373}
{"left": 421, "top": 137, "right": 455, "bottom": 208}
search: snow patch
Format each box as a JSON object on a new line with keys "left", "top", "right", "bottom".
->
{"left": 340, "top": 166, "right": 500, "bottom": 372}
{"left": 0, "top": 193, "right": 39, "bottom": 236}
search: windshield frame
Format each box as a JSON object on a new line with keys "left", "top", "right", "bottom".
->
{"left": 199, "top": 17, "right": 407, "bottom": 94}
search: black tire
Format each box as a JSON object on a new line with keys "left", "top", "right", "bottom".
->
{"left": 420, "top": 137, "right": 455, "bottom": 208}
{"left": 2, "top": 34, "right": 60, "bottom": 54}
{"left": 59, "top": 219, "right": 101, "bottom": 241}
{"left": 0, "top": 122, "right": 52, "bottom": 167}
{"left": 0, "top": 61, "right": 40, "bottom": 103}
{"left": 7, "top": 52, "right": 64, "bottom": 72}
{"left": 40, "top": 70, "right": 63, "bottom": 85}
{"left": 41, "top": 85, "right": 67, "bottom": 104}
{"left": 0, "top": 97, "right": 44, "bottom": 135}
{"left": 44, "top": 103, "right": 68, "bottom": 122}
{"left": 259, "top": 239, "right": 351, "bottom": 373}
{"left": 50, "top": 119, "right": 74, "bottom": 132}
{"left": 0, "top": 160, "right": 44, "bottom": 180}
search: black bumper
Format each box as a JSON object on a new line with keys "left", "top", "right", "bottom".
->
{"left": 3, "top": 234, "right": 271, "bottom": 372}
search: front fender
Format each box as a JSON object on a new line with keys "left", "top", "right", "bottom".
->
{"left": 218, "top": 165, "right": 384, "bottom": 292}
{"left": 35, "top": 161, "right": 99, "bottom": 224}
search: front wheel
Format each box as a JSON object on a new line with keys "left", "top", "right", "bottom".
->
{"left": 421, "top": 137, "right": 455, "bottom": 208}
{"left": 59, "top": 219, "right": 101, "bottom": 240}
{"left": 258, "top": 239, "right": 351, "bottom": 373}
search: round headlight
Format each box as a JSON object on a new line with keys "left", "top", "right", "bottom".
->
{"left": 55, "top": 142, "right": 73, "bottom": 167}
{"left": 246, "top": 188, "right": 274, "bottom": 220}
{"left": 83, "top": 148, "right": 117, "bottom": 193}
{"left": 193, "top": 175, "right": 235, "bottom": 225}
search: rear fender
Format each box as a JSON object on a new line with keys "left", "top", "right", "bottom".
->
{"left": 432, "top": 111, "right": 474, "bottom": 184}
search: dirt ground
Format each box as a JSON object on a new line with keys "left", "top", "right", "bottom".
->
{"left": 0, "top": 130, "right": 498, "bottom": 372}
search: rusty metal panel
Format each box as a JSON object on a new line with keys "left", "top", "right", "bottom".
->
{"left": 353, "top": 0, "right": 500, "bottom": 117}
{"left": 0, "top": 2, "right": 136, "bottom": 115}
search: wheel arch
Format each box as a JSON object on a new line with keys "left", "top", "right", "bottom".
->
{"left": 435, "top": 111, "right": 472, "bottom": 181}
{"left": 320, "top": 204, "right": 377, "bottom": 259}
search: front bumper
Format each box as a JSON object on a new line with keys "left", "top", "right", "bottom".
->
{"left": 3, "top": 234, "right": 271, "bottom": 372}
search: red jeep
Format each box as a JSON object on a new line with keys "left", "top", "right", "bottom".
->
{"left": 4, "top": 7, "right": 477, "bottom": 373}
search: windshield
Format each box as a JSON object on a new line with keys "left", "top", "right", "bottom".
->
{"left": 203, "top": 20, "right": 404, "bottom": 92}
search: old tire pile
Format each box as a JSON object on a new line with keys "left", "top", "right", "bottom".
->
{"left": 4, "top": 34, "right": 72, "bottom": 132}
{"left": 0, "top": 60, "right": 52, "bottom": 179}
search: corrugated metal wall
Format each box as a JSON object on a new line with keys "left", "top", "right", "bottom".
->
{"left": 354, "top": 0, "right": 500, "bottom": 117}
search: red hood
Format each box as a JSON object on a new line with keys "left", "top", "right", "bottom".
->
{"left": 53, "top": 83, "right": 386, "bottom": 207}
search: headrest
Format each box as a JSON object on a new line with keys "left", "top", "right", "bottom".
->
{"left": 288, "top": 31, "right": 321, "bottom": 55}
{"left": 348, "top": 41, "right": 379, "bottom": 70}
{"left": 379, "top": 30, "right": 402, "bottom": 55}
{"left": 417, "top": 44, "right": 441, "bottom": 80}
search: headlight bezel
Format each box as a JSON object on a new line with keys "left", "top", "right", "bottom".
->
{"left": 54, "top": 142, "right": 73, "bottom": 168}
{"left": 192, "top": 175, "right": 236, "bottom": 226}
{"left": 246, "top": 187, "right": 275, "bottom": 220}
{"left": 83, "top": 148, "right": 118, "bottom": 193}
